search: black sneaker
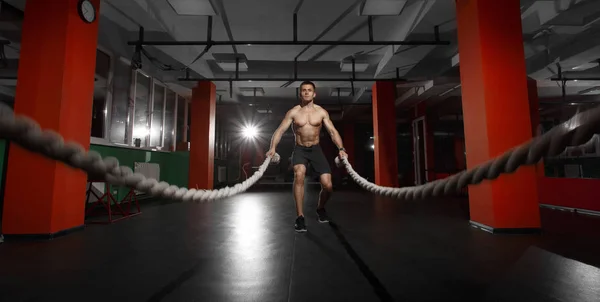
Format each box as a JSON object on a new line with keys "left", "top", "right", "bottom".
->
{"left": 316, "top": 208, "right": 330, "bottom": 223}
{"left": 295, "top": 216, "right": 307, "bottom": 232}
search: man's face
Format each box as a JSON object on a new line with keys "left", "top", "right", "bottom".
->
{"left": 300, "top": 84, "right": 315, "bottom": 102}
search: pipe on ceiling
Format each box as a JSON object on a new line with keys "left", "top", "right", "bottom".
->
{"left": 129, "top": 40, "right": 449, "bottom": 46}
{"left": 177, "top": 77, "right": 405, "bottom": 82}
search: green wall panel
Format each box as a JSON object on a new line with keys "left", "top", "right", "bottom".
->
{"left": 89, "top": 144, "right": 189, "bottom": 200}
{"left": 0, "top": 141, "right": 189, "bottom": 203}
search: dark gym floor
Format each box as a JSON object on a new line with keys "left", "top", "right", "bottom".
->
{"left": 1, "top": 185, "right": 599, "bottom": 302}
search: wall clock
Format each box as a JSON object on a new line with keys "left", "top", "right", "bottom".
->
{"left": 77, "top": 0, "right": 96, "bottom": 24}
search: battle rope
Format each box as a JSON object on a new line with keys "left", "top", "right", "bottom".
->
{"left": 1, "top": 102, "right": 600, "bottom": 201}
{"left": 0, "top": 103, "right": 280, "bottom": 202}
{"left": 335, "top": 105, "right": 600, "bottom": 200}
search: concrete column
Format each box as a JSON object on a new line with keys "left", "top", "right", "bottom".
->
{"left": 189, "top": 81, "right": 216, "bottom": 189}
{"left": 2, "top": 0, "right": 100, "bottom": 237}
{"left": 372, "top": 81, "right": 398, "bottom": 187}
{"left": 456, "top": 0, "right": 540, "bottom": 232}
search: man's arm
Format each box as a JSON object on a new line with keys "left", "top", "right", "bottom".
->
{"left": 322, "top": 110, "right": 344, "bottom": 150}
{"left": 269, "top": 109, "right": 294, "bottom": 151}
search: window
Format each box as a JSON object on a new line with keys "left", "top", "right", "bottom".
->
{"left": 187, "top": 102, "right": 191, "bottom": 142}
{"left": 105, "top": 57, "right": 190, "bottom": 152}
{"left": 150, "top": 83, "right": 165, "bottom": 147}
{"left": 164, "top": 89, "right": 177, "bottom": 151}
{"left": 91, "top": 49, "right": 111, "bottom": 138}
{"left": 109, "top": 59, "right": 133, "bottom": 144}
{"left": 176, "top": 95, "right": 186, "bottom": 146}
{"left": 132, "top": 71, "right": 151, "bottom": 147}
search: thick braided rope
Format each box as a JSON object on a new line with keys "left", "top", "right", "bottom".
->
{"left": 334, "top": 104, "right": 600, "bottom": 200}
{"left": 2, "top": 102, "right": 600, "bottom": 202}
{"left": 0, "top": 103, "right": 280, "bottom": 202}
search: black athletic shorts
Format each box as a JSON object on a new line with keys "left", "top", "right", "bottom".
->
{"left": 291, "top": 144, "right": 331, "bottom": 176}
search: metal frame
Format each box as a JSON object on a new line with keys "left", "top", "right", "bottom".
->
{"left": 109, "top": 56, "right": 185, "bottom": 151}
{"left": 161, "top": 87, "right": 178, "bottom": 151}
{"left": 132, "top": 68, "right": 153, "bottom": 147}
{"left": 183, "top": 99, "right": 189, "bottom": 143}
{"left": 151, "top": 79, "right": 167, "bottom": 148}
{"left": 178, "top": 56, "right": 409, "bottom": 85}
{"left": 96, "top": 45, "right": 115, "bottom": 141}
{"left": 172, "top": 94, "right": 180, "bottom": 149}
{"left": 125, "top": 57, "right": 136, "bottom": 146}
{"left": 550, "top": 64, "right": 600, "bottom": 82}
{"left": 128, "top": 16, "right": 449, "bottom": 46}
{"left": 160, "top": 83, "right": 168, "bottom": 148}
{"left": 128, "top": 16, "right": 449, "bottom": 87}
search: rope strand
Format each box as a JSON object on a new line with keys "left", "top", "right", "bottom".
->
{"left": 1, "top": 102, "right": 600, "bottom": 201}
{"left": 335, "top": 105, "right": 600, "bottom": 199}
{"left": 0, "top": 103, "right": 280, "bottom": 202}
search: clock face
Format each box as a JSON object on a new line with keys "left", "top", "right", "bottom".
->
{"left": 79, "top": 0, "right": 96, "bottom": 23}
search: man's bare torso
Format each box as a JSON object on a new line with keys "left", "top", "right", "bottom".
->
{"left": 289, "top": 104, "right": 325, "bottom": 147}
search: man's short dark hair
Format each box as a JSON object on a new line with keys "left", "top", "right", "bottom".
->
{"left": 300, "top": 81, "right": 316, "bottom": 90}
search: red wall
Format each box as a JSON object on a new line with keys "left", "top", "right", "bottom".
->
{"left": 538, "top": 177, "right": 600, "bottom": 212}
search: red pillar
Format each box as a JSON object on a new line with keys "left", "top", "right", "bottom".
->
{"left": 372, "top": 82, "right": 398, "bottom": 187}
{"left": 189, "top": 81, "right": 216, "bottom": 189}
{"left": 456, "top": 0, "right": 540, "bottom": 231}
{"left": 2, "top": 0, "right": 100, "bottom": 236}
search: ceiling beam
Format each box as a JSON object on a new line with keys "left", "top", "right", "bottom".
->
{"left": 128, "top": 0, "right": 215, "bottom": 78}
{"left": 527, "top": 26, "right": 600, "bottom": 79}
{"left": 128, "top": 39, "right": 449, "bottom": 47}
{"left": 374, "top": 0, "right": 438, "bottom": 77}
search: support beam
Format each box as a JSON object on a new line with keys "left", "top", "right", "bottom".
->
{"left": 456, "top": 0, "right": 541, "bottom": 233}
{"left": 128, "top": 40, "right": 450, "bottom": 46}
{"left": 373, "top": 0, "right": 438, "bottom": 77}
{"left": 372, "top": 81, "right": 398, "bottom": 187}
{"left": 2, "top": 0, "right": 100, "bottom": 238}
{"left": 189, "top": 81, "right": 217, "bottom": 190}
{"left": 178, "top": 77, "right": 407, "bottom": 82}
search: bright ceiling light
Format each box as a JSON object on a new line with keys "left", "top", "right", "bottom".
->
{"left": 242, "top": 125, "right": 258, "bottom": 139}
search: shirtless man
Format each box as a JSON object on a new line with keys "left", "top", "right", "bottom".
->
{"left": 266, "top": 81, "right": 348, "bottom": 232}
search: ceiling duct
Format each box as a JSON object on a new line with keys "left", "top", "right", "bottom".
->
{"left": 359, "top": 0, "right": 407, "bottom": 16}
{"left": 330, "top": 88, "right": 354, "bottom": 97}
{"left": 570, "top": 61, "right": 599, "bottom": 71}
{"left": 166, "top": 0, "right": 217, "bottom": 16}
{"left": 213, "top": 53, "right": 248, "bottom": 72}
{"left": 239, "top": 87, "right": 265, "bottom": 97}
{"left": 340, "top": 61, "right": 369, "bottom": 72}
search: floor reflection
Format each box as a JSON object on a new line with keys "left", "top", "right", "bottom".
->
{"left": 223, "top": 195, "right": 280, "bottom": 301}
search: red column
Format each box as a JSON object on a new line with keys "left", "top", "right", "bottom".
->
{"left": 343, "top": 123, "right": 355, "bottom": 172}
{"left": 2, "top": 0, "right": 100, "bottom": 236}
{"left": 372, "top": 81, "right": 398, "bottom": 187}
{"left": 456, "top": 0, "right": 540, "bottom": 231}
{"left": 189, "top": 81, "right": 216, "bottom": 189}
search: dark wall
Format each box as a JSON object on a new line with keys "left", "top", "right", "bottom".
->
{"left": 354, "top": 123, "right": 375, "bottom": 181}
